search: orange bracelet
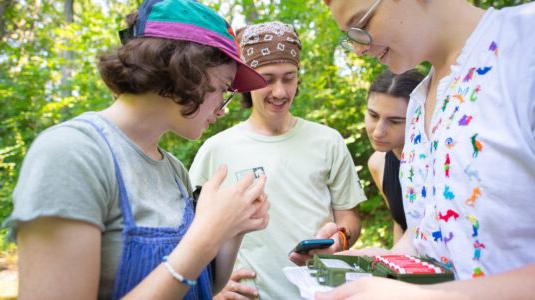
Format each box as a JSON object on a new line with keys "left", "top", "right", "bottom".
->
{"left": 337, "top": 227, "right": 351, "bottom": 251}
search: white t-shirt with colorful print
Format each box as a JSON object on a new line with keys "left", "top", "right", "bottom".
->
{"left": 400, "top": 3, "right": 535, "bottom": 280}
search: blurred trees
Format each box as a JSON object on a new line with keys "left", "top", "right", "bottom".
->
{"left": 0, "top": 0, "right": 531, "bottom": 248}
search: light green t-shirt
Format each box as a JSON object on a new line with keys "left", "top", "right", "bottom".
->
{"left": 189, "top": 118, "right": 367, "bottom": 300}
{"left": 4, "top": 112, "right": 192, "bottom": 299}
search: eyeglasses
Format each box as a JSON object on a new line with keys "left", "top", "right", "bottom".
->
{"left": 340, "top": 0, "right": 382, "bottom": 51}
{"left": 216, "top": 89, "right": 238, "bottom": 112}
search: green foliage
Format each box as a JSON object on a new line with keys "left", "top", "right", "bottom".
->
{"left": 0, "top": 0, "right": 136, "bottom": 244}
{"left": 472, "top": 0, "right": 533, "bottom": 8}
{"left": 1, "top": 0, "right": 532, "bottom": 250}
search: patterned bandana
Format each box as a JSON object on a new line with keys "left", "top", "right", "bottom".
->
{"left": 237, "top": 21, "right": 301, "bottom": 69}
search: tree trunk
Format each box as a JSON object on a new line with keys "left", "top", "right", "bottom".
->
{"left": 61, "top": 0, "right": 74, "bottom": 97}
{"left": 0, "top": 0, "right": 12, "bottom": 40}
{"left": 241, "top": 0, "right": 258, "bottom": 24}
{"left": 65, "top": 0, "right": 73, "bottom": 23}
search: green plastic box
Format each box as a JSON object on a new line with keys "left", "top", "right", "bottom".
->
{"left": 307, "top": 254, "right": 455, "bottom": 286}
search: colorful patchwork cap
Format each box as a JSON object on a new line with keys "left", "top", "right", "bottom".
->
{"left": 119, "top": 0, "right": 267, "bottom": 92}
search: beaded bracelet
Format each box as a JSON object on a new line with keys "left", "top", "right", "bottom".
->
{"left": 162, "top": 256, "right": 197, "bottom": 287}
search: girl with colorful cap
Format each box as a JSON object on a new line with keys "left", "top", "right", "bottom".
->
{"left": 320, "top": 0, "right": 535, "bottom": 299}
{"left": 5, "top": 0, "right": 269, "bottom": 299}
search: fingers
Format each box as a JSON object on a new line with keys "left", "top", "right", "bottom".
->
{"left": 205, "top": 165, "right": 228, "bottom": 190}
{"left": 221, "top": 280, "right": 258, "bottom": 299}
{"left": 230, "top": 281, "right": 258, "bottom": 298}
{"left": 240, "top": 206, "right": 269, "bottom": 233}
{"left": 331, "top": 234, "right": 342, "bottom": 253}
{"left": 230, "top": 268, "right": 256, "bottom": 281}
{"left": 288, "top": 252, "right": 310, "bottom": 266}
{"left": 216, "top": 291, "right": 249, "bottom": 300}
{"left": 314, "top": 222, "right": 338, "bottom": 239}
{"left": 251, "top": 197, "right": 270, "bottom": 219}
{"left": 243, "top": 175, "right": 266, "bottom": 202}
{"left": 308, "top": 246, "right": 335, "bottom": 256}
{"left": 245, "top": 212, "right": 269, "bottom": 231}
{"left": 234, "top": 172, "right": 256, "bottom": 193}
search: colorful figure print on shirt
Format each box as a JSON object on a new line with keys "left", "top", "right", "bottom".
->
{"left": 445, "top": 137, "right": 456, "bottom": 149}
{"left": 407, "top": 186, "right": 416, "bottom": 202}
{"left": 458, "top": 114, "right": 473, "bottom": 126}
{"left": 400, "top": 40, "right": 501, "bottom": 279}
{"left": 441, "top": 256, "right": 454, "bottom": 270}
{"left": 438, "top": 209, "right": 459, "bottom": 222}
{"left": 453, "top": 94, "right": 464, "bottom": 104}
{"left": 441, "top": 96, "right": 450, "bottom": 112}
{"left": 444, "top": 154, "right": 451, "bottom": 177}
{"left": 443, "top": 185, "right": 455, "bottom": 200}
{"left": 465, "top": 187, "right": 481, "bottom": 207}
{"left": 432, "top": 230, "right": 442, "bottom": 242}
{"left": 489, "top": 41, "right": 498, "bottom": 56}
{"left": 471, "top": 134, "right": 483, "bottom": 158}
{"left": 463, "top": 67, "right": 476, "bottom": 82}
{"left": 476, "top": 66, "right": 492, "bottom": 75}
{"left": 466, "top": 215, "right": 480, "bottom": 237}
{"left": 445, "top": 106, "right": 460, "bottom": 129}
{"left": 473, "top": 240, "right": 486, "bottom": 260}
{"left": 470, "top": 85, "right": 481, "bottom": 102}
{"left": 472, "top": 267, "right": 485, "bottom": 278}
{"left": 464, "top": 164, "right": 481, "bottom": 182}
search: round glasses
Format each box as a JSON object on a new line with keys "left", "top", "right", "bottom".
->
{"left": 217, "top": 89, "right": 237, "bottom": 112}
{"left": 340, "top": 29, "right": 373, "bottom": 52}
{"left": 339, "top": 0, "right": 382, "bottom": 52}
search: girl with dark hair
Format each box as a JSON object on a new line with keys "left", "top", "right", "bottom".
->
{"left": 366, "top": 69, "right": 425, "bottom": 243}
{"left": 5, "top": 0, "right": 269, "bottom": 299}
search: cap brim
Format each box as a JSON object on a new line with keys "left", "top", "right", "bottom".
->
{"left": 218, "top": 48, "right": 267, "bottom": 92}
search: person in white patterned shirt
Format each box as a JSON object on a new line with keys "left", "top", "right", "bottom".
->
{"left": 319, "top": 0, "right": 535, "bottom": 299}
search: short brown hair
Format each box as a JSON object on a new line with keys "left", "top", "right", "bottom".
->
{"left": 98, "top": 37, "right": 232, "bottom": 116}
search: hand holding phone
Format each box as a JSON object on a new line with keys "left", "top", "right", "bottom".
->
{"left": 292, "top": 239, "right": 334, "bottom": 254}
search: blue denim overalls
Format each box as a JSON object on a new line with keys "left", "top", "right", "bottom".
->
{"left": 76, "top": 118, "right": 212, "bottom": 299}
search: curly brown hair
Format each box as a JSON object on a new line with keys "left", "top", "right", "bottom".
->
{"left": 98, "top": 14, "right": 233, "bottom": 116}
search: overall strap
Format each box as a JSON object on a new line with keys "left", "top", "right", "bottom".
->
{"left": 175, "top": 176, "right": 190, "bottom": 200}
{"left": 73, "top": 118, "right": 136, "bottom": 228}
{"left": 165, "top": 153, "right": 193, "bottom": 201}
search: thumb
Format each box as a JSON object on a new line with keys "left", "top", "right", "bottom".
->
{"left": 205, "top": 165, "right": 228, "bottom": 190}
{"left": 244, "top": 175, "right": 267, "bottom": 202}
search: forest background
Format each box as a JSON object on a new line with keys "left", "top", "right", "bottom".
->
{"left": 0, "top": 0, "right": 531, "bottom": 254}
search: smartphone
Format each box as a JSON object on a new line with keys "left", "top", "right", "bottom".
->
{"left": 292, "top": 239, "right": 334, "bottom": 254}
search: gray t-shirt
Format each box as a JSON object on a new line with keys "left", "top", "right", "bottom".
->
{"left": 5, "top": 112, "right": 192, "bottom": 299}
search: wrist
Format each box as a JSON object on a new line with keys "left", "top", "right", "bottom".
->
{"left": 180, "top": 221, "right": 221, "bottom": 260}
